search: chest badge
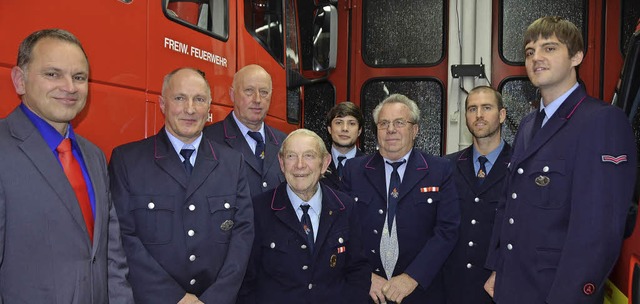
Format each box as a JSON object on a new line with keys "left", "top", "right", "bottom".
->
{"left": 535, "top": 175, "right": 550, "bottom": 187}
{"left": 220, "top": 220, "right": 234, "bottom": 231}
{"left": 330, "top": 254, "right": 337, "bottom": 268}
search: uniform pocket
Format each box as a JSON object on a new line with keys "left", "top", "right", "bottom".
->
{"left": 208, "top": 194, "right": 238, "bottom": 243}
{"left": 261, "top": 235, "right": 290, "bottom": 277}
{"left": 129, "top": 195, "right": 174, "bottom": 244}
{"left": 525, "top": 160, "right": 567, "bottom": 209}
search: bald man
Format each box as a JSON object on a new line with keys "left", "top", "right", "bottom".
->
{"left": 204, "top": 64, "right": 287, "bottom": 197}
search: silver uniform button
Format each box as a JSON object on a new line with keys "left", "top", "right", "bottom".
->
{"left": 509, "top": 218, "right": 514, "bottom": 224}
{"left": 471, "top": 219, "right": 477, "bottom": 225}
{"left": 188, "top": 204, "right": 195, "bottom": 211}
{"left": 148, "top": 202, "right": 155, "bottom": 209}
{"left": 468, "top": 241, "right": 474, "bottom": 247}
{"left": 262, "top": 181, "right": 268, "bottom": 188}
{"left": 373, "top": 229, "right": 378, "bottom": 234}
{"left": 507, "top": 244, "right": 513, "bottom": 250}
{"left": 517, "top": 168, "right": 524, "bottom": 174}
{"left": 511, "top": 193, "right": 517, "bottom": 199}
{"left": 190, "top": 279, "right": 196, "bottom": 285}
{"left": 474, "top": 197, "right": 480, "bottom": 203}
{"left": 270, "top": 242, "right": 276, "bottom": 249}
{"left": 378, "top": 209, "right": 384, "bottom": 215}
{"left": 224, "top": 202, "right": 231, "bottom": 209}
{"left": 427, "top": 198, "right": 433, "bottom": 204}
{"left": 189, "top": 255, "right": 196, "bottom": 262}
{"left": 187, "top": 230, "right": 195, "bottom": 237}
{"left": 302, "top": 265, "right": 308, "bottom": 270}
{"left": 308, "top": 283, "right": 313, "bottom": 290}
{"left": 543, "top": 166, "right": 549, "bottom": 173}
{"left": 338, "top": 237, "right": 344, "bottom": 244}
{"left": 466, "top": 263, "right": 472, "bottom": 269}
{"left": 301, "top": 244, "right": 307, "bottom": 249}
{"left": 371, "top": 249, "right": 376, "bottom": 253}
{"left": 354, "top": 197, "right": 359, "bottom": 202}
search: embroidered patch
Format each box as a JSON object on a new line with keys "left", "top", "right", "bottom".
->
{"left": 420, "top": 187, "right": 439, "bottom": 193}
{"left": 601, "top": 154, "right": 627, "bottom": 165}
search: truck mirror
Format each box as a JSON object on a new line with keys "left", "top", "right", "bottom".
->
{"left": 312, "top": 4, "right": 337, "bottom": 72}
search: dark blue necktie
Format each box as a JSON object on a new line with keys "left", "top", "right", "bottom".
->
{"left": 247, "top": 131, "right": 265, "bottom": 169}
{"left": 531, "top": 108, "right": 546, "bottom": 139}
{"left": 336, "top": 155, "right": 347, "bottom": 180}
{"left": 386, "top": 160, "right": 405, "bottom": 232}
{"left": 300, "top": 204, "right": 314, "bottom": 252}
{"left": 180, "top": 148, "right": 195, "bottom": 176}
{"left": 477, "top": 156, "right": 488, "bottom": 185}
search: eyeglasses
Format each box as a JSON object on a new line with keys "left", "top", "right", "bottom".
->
{"left": 376, "top": 119, "right": 416, "bottom": 129}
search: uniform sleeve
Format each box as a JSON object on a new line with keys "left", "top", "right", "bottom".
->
{"left": 404, "top": 160, "right": 461, "bottom": 289}
{"left": 342, "top": 199, "right": 372, "bottom": 303}
{"left": 108, "top": 148, "right": 187, "bottom": 303}
{"left": 546, "top": 107, "right": 637, "bottom": 304}
{"left": 485, "top": 174, "right": 509, "bottom": 271}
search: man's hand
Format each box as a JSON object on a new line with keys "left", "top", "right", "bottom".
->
{"left": 370, "top": 273, "right": 388, "bottom": 304}
{"left": 177, "top": 293, "right": 203, "bottom": 304}
{"left": 484, "top": 271, "right": 496, "bottom": 298}
{"left": 382, "top": 273, "right": 418, "bottom": 304}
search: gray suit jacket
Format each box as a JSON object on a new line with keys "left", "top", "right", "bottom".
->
{"left": 0, "top": 107, "right": 133, "bottom": 304}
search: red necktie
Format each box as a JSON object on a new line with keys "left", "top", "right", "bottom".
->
{"left": 57, "top": 138, "right": 94, "bottom": 242}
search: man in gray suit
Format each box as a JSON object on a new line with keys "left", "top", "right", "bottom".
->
{"left": 109, "top": 67, "right": 254, "bottom": 304}
{"left": 0, "top": 29, "right": 133, "bottom": 303}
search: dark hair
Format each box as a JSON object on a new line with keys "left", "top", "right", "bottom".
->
{"left": 17, "top": 29, "right": 88, "bottom": 69}
{"left": 524, "top": 16, "right": 584, "bottom": 58}
{"left": 325, "top": 101, "right": 364, "bottom": 128}
{"left": 465, "top": 86, "right": 504, "bottom": 110}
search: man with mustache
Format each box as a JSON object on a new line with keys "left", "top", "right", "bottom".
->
{"left": 443, "top": 86, "right": 511, "bottom": 304}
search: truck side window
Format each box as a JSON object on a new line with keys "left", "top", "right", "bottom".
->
{"left": 499, "top": 78, "right": 538, "bottom": 145}
{"left": 165, "top": 0, "right": 228, "bottom": 39}
{"left": 244, "top": 0, "right": 284, "bottom": 64}
{"left": 363, "top": 0, "right": 445, "bottom": 66}
{"left": 501, "top": 0, "right": 585, "bottom": 64}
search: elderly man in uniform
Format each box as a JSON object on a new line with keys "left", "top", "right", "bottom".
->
{"left": 240, "top": 129, "right": 370, "bottom": 304}
{"left": 109, "top": 67, "right": 253, "bottom": 304}
{"left": 484, "top": 16, "right": 637, "bottom": 304}
{"left": 204, "top": 64, "right": 287, "bottom": 196}
{"left": 443, "top": 86, "right": 511, "bottom": 304}
{"left": 343, "top": 94, "right": 460, "bottom": 304}
{"left": 322, "top": 101, "right": 365, "bottom": 191}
